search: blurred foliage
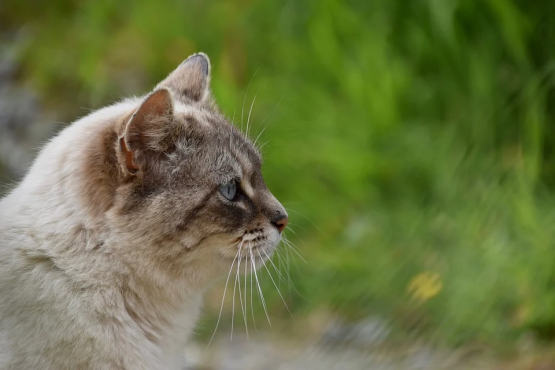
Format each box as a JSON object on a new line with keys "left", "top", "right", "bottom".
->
{"left": 3, "top": 0, "right": 555, "bottom": 347}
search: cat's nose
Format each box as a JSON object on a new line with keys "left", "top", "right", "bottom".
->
{"left": 272, "top": 214, "right": 289, "bottom": 233}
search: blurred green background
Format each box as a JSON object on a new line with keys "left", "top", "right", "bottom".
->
{"left": 2, "top": 0, "right": 555, "bottom": 354}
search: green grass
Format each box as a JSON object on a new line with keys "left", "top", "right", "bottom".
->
{"left": 3, "top": 0, "right": 555, "bottom": 347}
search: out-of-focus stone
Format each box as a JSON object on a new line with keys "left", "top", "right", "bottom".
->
{"left": 320, "top": 316, "right": 391, "bottom": 348}
{"left": 0, "top": 54, "right": 59, "bottom": 186}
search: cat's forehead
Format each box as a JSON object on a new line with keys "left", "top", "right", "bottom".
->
{"left": 173, "top": 101, "right": 262, "bottom": 176}
{"left": 173, "top": 102, "right": 212, "bottom": 128}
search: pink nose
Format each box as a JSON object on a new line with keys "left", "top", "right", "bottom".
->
{"left": 273, "top": 217, "right": 289, "bottom": 233}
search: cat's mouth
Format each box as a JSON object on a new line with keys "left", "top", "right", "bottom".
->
{"left": 233, "top": 229, "right": 269, "bottom": 248}
{"left": 220, "top": 244, "right": 271, "bottom": 272}
{"left": 235, "top": 240, "right": 273, "bottom": 259}
{"left": 227, "top": 230, "right": 280, "bottom": 264}
{"left": 217, "top": 226, "right": 282, "bottom": 269}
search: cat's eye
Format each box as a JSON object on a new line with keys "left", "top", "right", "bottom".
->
{"left": 219, "top": 181, "right": 237, "bottom": 201}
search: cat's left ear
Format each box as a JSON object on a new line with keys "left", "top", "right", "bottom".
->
{"left": 156, "top": 53, "right": 211, "bottom": 104}
{"left": 119, "top": 88, "right": 175, "bottom": 173}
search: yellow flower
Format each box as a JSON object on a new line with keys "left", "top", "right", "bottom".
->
{"left": 407, "top": 272, "right": 442, "bottom": 302}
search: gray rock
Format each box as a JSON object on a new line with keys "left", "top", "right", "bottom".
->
{"left": 0, "top": 54, "right": 59, "bottom": 185}
{"left": 320, "top": 317, "right": 390, "bottom": 348}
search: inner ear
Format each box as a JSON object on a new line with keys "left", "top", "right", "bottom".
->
{"left": 156, "top": 53, "right": 211, "bottom": 103}
{"left": 120, "top": 88, "right": 175, "bottom": 172}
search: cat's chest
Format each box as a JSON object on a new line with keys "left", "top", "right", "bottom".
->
{"left": 155, "top": 296, "right": 203, "bottom": 369}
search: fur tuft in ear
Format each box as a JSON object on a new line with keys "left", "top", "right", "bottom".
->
{"left": 120, "top": 88, "right": 175, "bottom": 172}
{"left": 156, "top": 53, "right": 211, "bottom": 103}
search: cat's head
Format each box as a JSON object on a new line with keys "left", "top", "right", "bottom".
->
{"left": 105, "top": 54, "right": 287, "bottom": 281}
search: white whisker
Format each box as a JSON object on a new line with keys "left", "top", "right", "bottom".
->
{"left": 238, "top": 245, "right": 249, "bottom": 340}
{"left": 246, "top": 94, "right": 257, "bottom": 139}
{"left": 276, "top": 247, "right": 284, "bottom": 290}
{"left": 282, "top": 235, "right": 303, "bottom": 256}
{"left": 262, "top": 248, "right": 293, "bottom": 290}
{"left": 257, "top": 249, "right": 293, "bottom": 318}
{"left": 249, "top": 254, "right": 258, "bottom": 331}
{"left": 282, "top": 237, "right": 307, "bottom": 264}
{"left": 249, "top": 244, "right": 271, "bottom": 326}
{"left": 207, "top": 247, "right": 241, "bottom": 347}
{"left": 241, "top": 91, "right": 247, "bottom": 132}
{"left": 286, "top": 209, "right": 328, "bottom": 236}
{"left": 258, "top": 93, "right": 286, "bottom": 128}
{"left": 231, "top": 247, "right": 241, "bottom": 341}
{"left": 272, "top": 247, "right": 307, "bottom": 301}
{"left": 241, "top": 69, "right": 259, "bottom": 133}
{"left": 231, "top": 107, "right": 237, "bottom": 125}
{"left": 257, "top": 140, "right": 271, "bottom": 151}
{"left": 284, "top": 244, "right": 293, "bottom": 289}
{"left": 282, "top": 238, "right": 304, "bottom": 279}
{"left": 284, "top": 226, "right": 301, "bottom": 236}
{"left": 253, "top": 126, "right": 267, "bottom": 149}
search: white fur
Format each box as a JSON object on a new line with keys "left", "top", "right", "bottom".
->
{"left": 0, "top": 101, "right": 200, "bottom": 370}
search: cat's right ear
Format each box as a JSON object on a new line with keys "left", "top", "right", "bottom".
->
{"left": 155, "top": 53, "right": 211, "bottom": 104}
{"left": 119, "top": 88, "right": 175, "bottom": 174}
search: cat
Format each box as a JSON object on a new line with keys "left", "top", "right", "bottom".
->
{"left": 0, "top": 53, "right": 288, "bottom": 370}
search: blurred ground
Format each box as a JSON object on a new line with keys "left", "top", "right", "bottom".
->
{"left": 184, "top": 331, "right": 555, "bottom": 370}
{"left": 185, "top": 334, "right": 487, "bottom": 370}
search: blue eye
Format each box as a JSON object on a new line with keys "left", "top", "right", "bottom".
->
{"left": 219, "top": 181, "right": 237, "bottom": 200}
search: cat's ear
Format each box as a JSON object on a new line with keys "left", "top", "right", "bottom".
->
{"left": 119, "top": 88, "right": 175, "bottom": 173}
{"left": 156, "top": 53, "right": 211, "bottom": 104}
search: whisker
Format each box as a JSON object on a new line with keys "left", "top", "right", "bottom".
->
{"left": 231, "top": 107, "right": 237, "bottom": 125}
{"left": 241, "top": 95, "right": 245, "bottom": 132}
{"left": 241, "top": 246, "right": 249, "bottom": 340}
{"left": 258, "top": 249, "right": 294, "bottom": 318}
{"left": 283, "top": 228, "right": 312, "bottom": 267}
{"left": 284, "top": 244, "right": 293, "bottom": 289}
{"left": 265, "top": 247, "right": 307, "bottom": 301}
{"left": 262, "top": 248, "right": 294, "bottom": 291}
{"left": 281, "top": 237, "right": 307, "bottom": 264}
{"left": 236, "top": 245, "right": 249, "bottom": 340}
{"left": 282, "top": 235, "right": 303, "bottom": 255}
{"left": 258, "top": 93, "right": 286, "bottom": 128}
{"left": 207, "top": 247, "right": 241, "bottom": 347}
{"left": 241, "top": 69, "right": 259, "bottom": 133}
{"left": 283, "top": 243, "right": 304, "bottom": 280}
{"left": 249, "top": 254, "right": 258, "bottom": 331}
{"left": 249, "top": 244, "right": 271, "bottom": 326}
{"left": 253, "top": 252, "right": 264, "bottom": 306}
{"left": 286, "top": 209, "right": 328, "bottom": 237}
{"left": 231, "top": 247, "right": 242, "bottom": 341}
{"left": 284, "top": 227, "right": 301, "bottom": 237}
{"left": 257, "top": 140, "right": 271, "bottom": 152}
{"left": 283, "top": 238, "right": 302, "bottom": 279}
{"left": 284, "top": 222, "right": 310, "bottom": 235}
{"left": 280, "top": 201, "right": 303, "bottom": 206}
{"left": 246, "top": 94, "right": 257, "bottom": 139}
{"left": 252, "top": 126, "right": 267, "bottom": 149}
{"left": 276, "top": 247, "right": 284, "bottom": 290}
